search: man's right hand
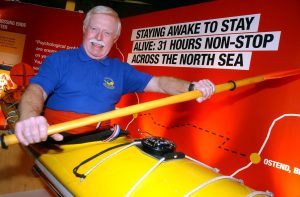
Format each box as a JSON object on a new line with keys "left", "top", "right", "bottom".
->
{"left": 15, "top": 116, "right": 63, "bottom": 146}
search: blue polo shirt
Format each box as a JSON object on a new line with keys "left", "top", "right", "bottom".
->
{"left": 30, "top": 45, "right": 152, "bottom": 114}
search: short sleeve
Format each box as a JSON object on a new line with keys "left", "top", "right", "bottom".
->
{"left": 30, "top": 53, "right": 60, "bottom": 95}
{"left": 122, "top": 64, "right": 152, "bottom": 94}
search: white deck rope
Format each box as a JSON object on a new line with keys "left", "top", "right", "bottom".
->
{"left": 185, "top": 155, "right": 219, "bottom": 172}
{"left": 81, "top": 141, "right": 141, "bottom": 181}
{"left": 184, "top": 175, "right": 240, "bottom": 197}
{"left": 246, "top": 190, "right": 274, "bottom": 197}
{"left": 125, "top": 157, "right": 165, "bottom": 197}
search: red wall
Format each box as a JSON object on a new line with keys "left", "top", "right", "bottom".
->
{"left": 1, "top": 0, "right": 300, "bottom": 196}
{"left": 0, "top": 1, "right": 84, "bottom": 70}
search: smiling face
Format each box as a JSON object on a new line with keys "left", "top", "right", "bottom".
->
{"left": 82, "top": 13, "right": 119, "bottom": 60}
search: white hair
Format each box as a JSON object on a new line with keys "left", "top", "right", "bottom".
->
{"left": 83, "top": 6, "right": 121, "bottom": 37}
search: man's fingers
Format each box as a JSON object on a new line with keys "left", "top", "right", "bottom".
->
{"left": 194, "top": 79, "right": 215, "bottom": 103}
{"left": 14, "top": 116, "right": 49, "bottom": 145}
{"left": 15, "top": 123, "right": 29, "bottom": 146}
{"left": 50, "top": 133, "right": 64, "bottom": 141}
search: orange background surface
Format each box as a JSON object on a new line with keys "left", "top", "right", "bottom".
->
{"left": 0, "top": 0, "right": 300, "bottom": 196}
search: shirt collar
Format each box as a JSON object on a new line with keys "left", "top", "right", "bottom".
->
{"left": 78, "top": 44, "right": 110, "bottom": 66}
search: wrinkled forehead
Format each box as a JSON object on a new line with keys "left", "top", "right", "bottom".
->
{"left": 89, "top": 14, "right": 118, "bottom": 30}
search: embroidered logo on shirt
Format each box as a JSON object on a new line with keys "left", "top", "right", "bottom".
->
{"left": 103, "top": 77, "right": 115, "bottom": 89}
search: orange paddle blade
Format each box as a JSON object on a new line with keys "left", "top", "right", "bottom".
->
{"left": 264, "top": 68, "right": 300, "bottom": 80}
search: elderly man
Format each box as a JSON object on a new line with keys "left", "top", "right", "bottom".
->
{"left": 15, "top": 6, "right": 215, "bottom": 145}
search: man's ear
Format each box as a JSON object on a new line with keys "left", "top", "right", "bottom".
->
{"left": 113, "top": 33, "right": 120, "bottom": 43}
{"left": 82, "top": 25, "right": 87, "bottom": 33}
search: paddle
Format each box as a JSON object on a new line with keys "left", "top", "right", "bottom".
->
{"left": 1, "top": 68, "right": 300, "bottom": 148}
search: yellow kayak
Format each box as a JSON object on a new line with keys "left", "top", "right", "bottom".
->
{"left": 28, "top": 136, "right": 272, "bottom": 197}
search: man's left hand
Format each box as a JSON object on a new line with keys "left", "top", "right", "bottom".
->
{"left": 193, "top": 79, "right": 215, "bottom": 103}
